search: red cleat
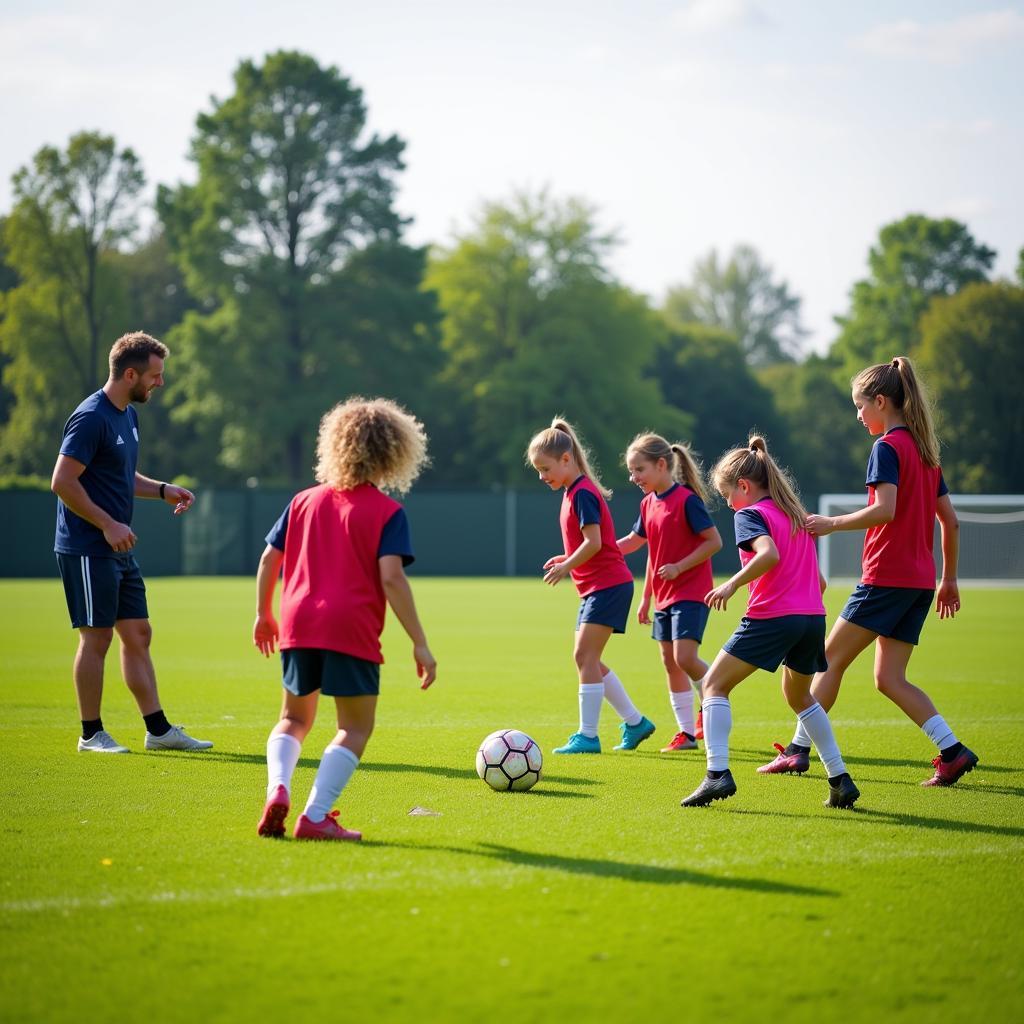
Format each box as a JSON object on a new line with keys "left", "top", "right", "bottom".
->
{"left": 921, "top": 747, "right": 978, "bottom": 787}
{"left": 257, "top": 784, "right": 290, "bottom": 838}
{"left": 757, "top": 742, "right": 810, "bottom": 775}
{"left": 293, "top": 810, "right": 362, "bottom": 842}
{"left": 660, "top": 731, "right": 698, "bottom": 752}
{"left": 694, "top": 710, "right": 704, "bottom": 741}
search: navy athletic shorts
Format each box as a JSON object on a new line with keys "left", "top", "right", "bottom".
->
{"left": 723, "top": 614, "right": 827, "bottom": 675}
{"left": 576, "top": 581, "right": 634, "bottom": 634}
{"left": 56, "top": 552, "right": 148, "bottom": 629}
{"left": 281, "top": 648, "right": 381, "bottom": 697}
{"left": 652, "top": 600, "right": 710, "bottom": 643}
{"left": 840, "top": 584, "right": 934, "bottom": 645}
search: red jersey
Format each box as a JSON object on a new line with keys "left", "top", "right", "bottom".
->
{"left": 560, "top": 476, "right": 633, "bottom": 597}
{"left": 636, "top": 484, "right": 715, "bottom": 609}
{"left": 862, "top": 427, "right": 943, "bottom": 589}
{"left": 276, "top": 483, "right": 407, "bottom": 662}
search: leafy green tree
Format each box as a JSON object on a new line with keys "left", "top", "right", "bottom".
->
{"left": 0, "top": 132, "right": 144, "bottom": 472}
{"left": 917, "top": 281, "right": 1024, "bottom": 492}
{"left": 158, "top": 51, "right": 440, "bottom": 484}
{"left": 832, "top": 215, "right": 995, "bottom": 376}
{"left": 426, "top": 191, "right": 688, "bottom": 487}
{"left": 651, "top": 323, "right": 793, "bottom": 485}
{"left": 664, "top": 245, "right": 807, "bottom": 366}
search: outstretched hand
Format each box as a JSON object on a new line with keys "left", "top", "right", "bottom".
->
{"left": 164, "top": 484, "right": 195, "bottom": 516}
{"left": 704, "top": 580, "right": 737, "bottom": 611}
{"left": 804, "top": 514, "right": 835, "bottom": 537}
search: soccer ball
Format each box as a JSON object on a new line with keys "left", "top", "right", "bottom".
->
{"left": 476, "top": 729, "right": 543, "bottom": 792}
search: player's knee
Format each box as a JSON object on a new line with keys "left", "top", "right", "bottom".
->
{"left": 80, "top": 628, "right": 114, "bottom": 655}
{"left": 122, "top": 621, "right": 153, "bottom": 651}
{"left": 874, "top": 672, "right": 901, "bottom": 699}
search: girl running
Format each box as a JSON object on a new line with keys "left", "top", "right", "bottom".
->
{"left": 528, "top": 418, "right": 655, "bottom": 754}
{"left": 761, "top": 357, "right": 977, "bottom": 787}
{"left": 618, "top": 433, "right": 722, "bottom": 752}
{"left": 681, "top": 436, "right": 859, "bottom": 809}
{"left": 253, "top": 397, "right": 437, "bottom": 841}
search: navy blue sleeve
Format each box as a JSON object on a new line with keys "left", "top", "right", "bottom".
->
{"left": 684, "top": 494, "right": 715, "bottom": 534}
{"left": 573, "top": 489, "right": 602, "bottom": 529}
{"left": 265, "top": 503, "right": 290, "bottom": 551}
{"left": 734, "top": 508, "right": 769, "bottom": 552}
{"left": 866, "top": 440, "right": 899, "bottom": 487}
{"left": 938, "top": 471, "right": 948, "bottom": 497}
{"left": 632, "top": 512, "right": 646, "bottom": 538}
{"left": 378, "top": 507, "right": 415, "bottom": 566}
{"left": 60, "top": 410, "right": 103, "bottom": 466}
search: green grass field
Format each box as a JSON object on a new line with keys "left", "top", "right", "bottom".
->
{"left": 2, "top": 577, "right": 1021, "bottom": 1023}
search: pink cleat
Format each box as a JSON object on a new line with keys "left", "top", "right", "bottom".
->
{"left": 757, "top": 742, "right": 810, "bottom": 775}
{"left": 921, "top": 747, "right": 978, "bottom": 787}
{"left": 293, "top": 810, "right": 362, "bottom": 842}
{"left": 257, "top": 784, "right": 290, "bottom": 838}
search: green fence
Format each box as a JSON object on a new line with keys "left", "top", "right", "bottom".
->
{"left": 2, "top": 488, "right": 739, "bottom": 578}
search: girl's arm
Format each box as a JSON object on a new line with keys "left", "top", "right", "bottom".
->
{"left": 253, "top": 544, "right": 284, "bottom": 656}
{"left": 617, "top": 531, "right": 647, "bottom": 555}
{"left": 638, "top": 554, "right": 654, "bottom": 624}
{"left": 658, "top": 525, "right": 723, "bottom": 580}
{"left": 543, "top": 523, "right": 601, "bottom": 585}
{"left": 935, "top": 494, "right": 961, "bottom": 619}
{"left": 705, "top": 535, "right": 779, "bottom": 610}
{"left": 380, "top": 555, "right": 437, "bottom": 688}
{"left": 805, "top": 483, "right": 896, "bottom": 535}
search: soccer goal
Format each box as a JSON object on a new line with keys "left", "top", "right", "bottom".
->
{"left": 816, "top": 494, "right": 1024, "bottom": 583}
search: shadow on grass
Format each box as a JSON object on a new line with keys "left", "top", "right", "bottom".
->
{"left": 725, "top": 807, "right": 1024, "bottom": 839}
{"left": 731, "top": 747, "right": 1019, "bottom": 775}
{"left": 359, "top": 839, "right": 837, "bottom": 897}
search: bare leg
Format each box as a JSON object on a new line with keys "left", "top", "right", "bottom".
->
{"left": 874, "top": 637, "right": 939, "bottom": 726}
{"left": 73, "top": 627, "right": 113, "bottom": 720}
{"left": 331, "top": 695, "right": 378, "bottom": 758}
{"left": 272, "top": 689, "right": 320, "bottom": 743}
{"left": 115, "top": 618, "right": 161, "bottom": 716}
{"left": 810, "top": 617, "right": 877, "bottom": 712}
{"left": 673, "top": 639, "right": 708, "bottom": 685}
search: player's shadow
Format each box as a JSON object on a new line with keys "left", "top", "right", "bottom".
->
{"left": 724, "top": 807, "right": 1024, "bottom": 839}
{"left": 361, "top": 840, "right": 837, "bottom": 897}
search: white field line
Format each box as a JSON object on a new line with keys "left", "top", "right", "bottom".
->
{"left": 2, "top": 843, "right": 1018, "bottom": 916}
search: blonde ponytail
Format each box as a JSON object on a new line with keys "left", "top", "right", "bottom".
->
{"left": 527, "top": 416, "right": 611, "bottom": 497}
{"left": 711, "top": 435, "right": 806, "bottom": 534}
{"left": 852, "top": 356, "right": 940, "bottom": 468}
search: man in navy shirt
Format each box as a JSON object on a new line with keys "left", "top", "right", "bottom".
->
{"left": 51, "top": 331, "right": 213, "bottom": 754}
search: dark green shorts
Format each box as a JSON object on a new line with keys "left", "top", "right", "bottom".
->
{"left": 281, "top": 648, "right": 380, "bottom": 697}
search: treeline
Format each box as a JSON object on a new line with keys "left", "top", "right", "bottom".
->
{"left": 2, "top": 51, "right": 1022, "bottom": 498}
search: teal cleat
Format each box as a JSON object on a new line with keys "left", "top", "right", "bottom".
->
{"left": 614, "top": 716, "right": 656, "bottom": 750}
{"left": 553, "top": 732, "right": 601, "bottom": 754}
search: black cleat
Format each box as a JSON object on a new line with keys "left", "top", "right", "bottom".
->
{"left": 824, "top": 773, "right": 860, "bottom": 809}
{"left": 681, "top": 770, "right": 737, "bottom": 807}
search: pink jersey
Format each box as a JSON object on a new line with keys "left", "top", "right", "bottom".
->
{"left": 736, "top": 498, "right": 824, "bottom": 618}
{"left": 560, "top": 476, "right": 634, "bottom": 597}
{"left": 638, "top": 485, "right": 715, "bottom": 609}
{"left": 862, "top": 428, "right": 943, "bottom": 589}
{"left": 278, "top": 483, "right": 404, "bottom": 662}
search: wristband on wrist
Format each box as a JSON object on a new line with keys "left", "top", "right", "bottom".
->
{"left": 159, "top": 482, "right": 166, "bottom": 500}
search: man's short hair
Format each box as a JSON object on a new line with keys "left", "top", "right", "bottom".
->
{"left": 109, "top": 332, "right": 169, "bottom": 379}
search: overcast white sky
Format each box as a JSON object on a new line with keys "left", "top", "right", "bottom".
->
{"left": 1, "top": 0, "right": 1021, "bottom": 354}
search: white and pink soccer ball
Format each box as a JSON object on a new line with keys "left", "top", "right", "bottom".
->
{"left": 476, "top": 729, "right": 543, "bottom": 792}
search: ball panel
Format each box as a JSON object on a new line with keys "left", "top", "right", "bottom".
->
{"left": 509, "top": 769, "right": 539, "bottom": 792}
{"left": 501, "top": 750, "right": 529, "bottom": 779}
{"left": 483, "top": 765, "right": 511, "bottom": 791}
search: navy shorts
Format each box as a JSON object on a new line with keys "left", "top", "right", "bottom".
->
{"left": 723, "top": 615, "right": 827, "bottom": 675}
{"left": 282, "top": 648, "right": 381, "bottom": 697}
{"left": 840, "top": 584, "right": 934, "bottom": 645}
{"left": 576, "top": 581, "right": 634, "bottom": 634}
{"left": 652, "top": 600, "right": 710, "bottom": 643}
{"left": 56, "top": 552, "right": 148, "bottom": 629}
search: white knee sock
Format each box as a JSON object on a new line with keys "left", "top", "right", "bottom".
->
{"left": 304, "top": 744, "right": 360, "bottom": 823}
{"left": 602, "top": 669, "right": 642, "bottom": 726}
{"left": 579, "top": 683, "right": 604, "bottom": 737}
{"left": 798, "top": 703, "right": 847, "bottom": 778}
{"left": 703, "top": 696, "right": 732, "bottom": 771}
{"left": 791, "top": 717, "right": 812, "bottom": 749}
{"left": 670, "top": 689, "right": 695, "bottom": 735}
{"left": 921, "top": 714, "right": 957, "bottom": 750}
{"left": 266, "top": 732, "right": 301, "bottom": 799}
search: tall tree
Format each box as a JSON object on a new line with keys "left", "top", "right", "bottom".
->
{"left": 832, "top": 214, "right": 995, "bottom": 375}
{"left": 917, "top": 281, "right": 1024, "bottom": 492}
{"left": 664, "top": 245, "right": 807, "bottom": 366}
{"left": 158, "top": 51, "right": 440, "bottom": 485}
{"left": 0, "top": 133, "right": 144, "bottom": 472}
{"left": 426, "top": 191, "right": 688, "bottom": 487}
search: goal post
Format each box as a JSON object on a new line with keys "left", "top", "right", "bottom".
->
{"left": 816, "top": 494, "right": 1024, "bottom": 583}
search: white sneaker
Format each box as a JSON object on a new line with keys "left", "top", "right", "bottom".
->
{"left": 144, "top": 724, "right": 214, "bottom": 751}
{"left": 78, "top": 730, "right": 130, "bottom": 754}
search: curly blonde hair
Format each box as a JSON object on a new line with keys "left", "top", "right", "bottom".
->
{"left": 315, "top": 397, "right": 429, "bottom": 495}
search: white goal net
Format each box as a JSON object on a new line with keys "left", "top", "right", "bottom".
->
{"left": 817, "top": 494, "right": 1024, "bottom": 583}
